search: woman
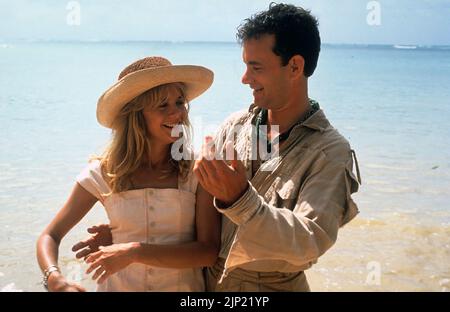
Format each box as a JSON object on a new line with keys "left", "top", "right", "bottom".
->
{"left": 36, "top": 56, "right": 220, "bottom": 291}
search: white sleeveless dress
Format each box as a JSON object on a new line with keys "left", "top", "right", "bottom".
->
{"left": 76, "top": 160, "right": 204, "bottom": 292}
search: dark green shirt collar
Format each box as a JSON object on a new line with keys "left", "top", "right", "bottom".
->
{"left": 248, "top": 99, "right": 330, "bottom": 133}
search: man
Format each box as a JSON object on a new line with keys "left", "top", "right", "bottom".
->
{"left": 192, "top": 3, "right": 360, "bottom": 291}
{"left": 73, "top": 3, "right": 361, "bottom": 291}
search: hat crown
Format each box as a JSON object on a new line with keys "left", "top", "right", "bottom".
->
{"left": 118, "top": 56, "right": 173, "bottom": 80}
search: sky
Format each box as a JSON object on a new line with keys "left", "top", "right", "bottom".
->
{"left": 1, "top": 0, "right": 449, "bottom": 45}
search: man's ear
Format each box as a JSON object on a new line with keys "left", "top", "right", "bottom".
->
{"left": 288, "top": 55, "right": 305, "bottom": 79}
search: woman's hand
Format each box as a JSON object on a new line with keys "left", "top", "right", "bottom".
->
{"left": 47, "top": 272, "right": 86, "bottom": 292}
{"left": 85, "top": 242, "right": 140, "bottom": 284}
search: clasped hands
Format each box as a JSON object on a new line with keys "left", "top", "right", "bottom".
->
{"left": 71, "top": 224, "right": 137, "bottom": 284}
{"left": 193, "top": 136, "right": 249, "bottom": 207}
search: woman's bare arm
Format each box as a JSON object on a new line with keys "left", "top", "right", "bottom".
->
{"left": 36, "top": 182, "right": 98, "bottom": 291}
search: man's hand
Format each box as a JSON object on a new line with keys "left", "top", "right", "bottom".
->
{"left": 85, "top": 242, "right": 139, "bottom": 284}
{"left": 194, "top": 137, "right": 249, "bottom": 207}
{"left": 72, "top": 224, "right": 113, "bottom": 259}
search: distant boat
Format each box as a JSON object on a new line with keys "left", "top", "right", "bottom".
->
{"left": 393, "top": 45, "right": 417, "bottom": 50}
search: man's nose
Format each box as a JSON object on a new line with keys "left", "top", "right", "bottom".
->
{"left": 241, "top": 68, "right": 252, "bottom": 85}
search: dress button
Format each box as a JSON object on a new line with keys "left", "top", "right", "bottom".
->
{"left": 148, "top": 190, "right": 153, "bottom": 196}
{"left": 148, "top": 206, "right": 154, "bottom": 211}
{"left": 150, "top": 221, "right": 156, "bottom": 227}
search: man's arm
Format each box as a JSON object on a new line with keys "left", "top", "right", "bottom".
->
{"left": 216, "top": 154, "right": 359, "bottom": 272}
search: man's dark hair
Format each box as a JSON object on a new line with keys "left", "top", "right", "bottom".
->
{"left": 236, "top": 2, "right": 321, "bottom": 77}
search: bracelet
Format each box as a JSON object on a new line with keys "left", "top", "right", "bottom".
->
{"left": 42, "top": 265, "right": 61, "bottom": 290}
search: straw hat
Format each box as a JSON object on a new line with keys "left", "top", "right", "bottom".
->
{"left": 97, "top": 56, "right": 214, "bottom": 128}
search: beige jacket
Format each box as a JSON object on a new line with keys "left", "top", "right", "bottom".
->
{"left": 210, "top": 103, "right": 361, "bottom": 289}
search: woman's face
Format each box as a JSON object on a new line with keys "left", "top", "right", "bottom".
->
{"left": 143, "top": 84, "right": 188, "bottom": 146}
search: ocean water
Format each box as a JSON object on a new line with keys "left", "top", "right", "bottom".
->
{"left": 0, "top": 42, "right": 449, "bottom": 292}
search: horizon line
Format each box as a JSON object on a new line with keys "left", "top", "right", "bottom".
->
{"left": 1, "top": 39, "right": 450, "bottom": 48}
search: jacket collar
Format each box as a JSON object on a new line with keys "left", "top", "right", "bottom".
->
{"left": 248, "top": 102, "right": 331, "bottom": 133}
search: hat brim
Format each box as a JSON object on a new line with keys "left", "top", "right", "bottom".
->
{"left": 97, "top": 65, "right": 214, "bottom": 128}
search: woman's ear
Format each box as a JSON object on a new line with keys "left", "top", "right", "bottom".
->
{"left": 289, "top": 55, "right": 305, "bottom": 79}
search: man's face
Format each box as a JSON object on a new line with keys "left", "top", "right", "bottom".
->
{"left": 241, "top": 34, "right": 291, "bottom": 110}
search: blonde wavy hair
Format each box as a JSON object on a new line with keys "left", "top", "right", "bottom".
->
{"left": 95, "top": 82, "right": 193, "bottom": 194}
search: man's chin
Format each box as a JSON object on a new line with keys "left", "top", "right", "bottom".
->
{"left": 253, "top": 100, "right": 269, "bottom": 109}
